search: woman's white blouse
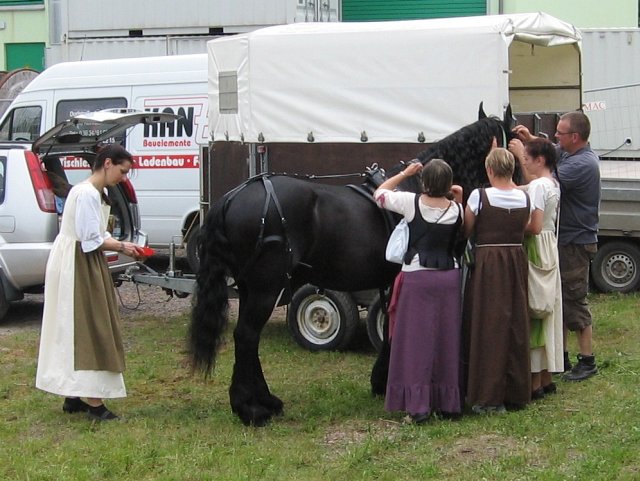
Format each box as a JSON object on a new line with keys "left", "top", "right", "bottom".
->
{"left": 467, "top": 187, "right": 532, "bottom": 215}
{"left": 75, "top": 184, "right": 112, "bottom": 253}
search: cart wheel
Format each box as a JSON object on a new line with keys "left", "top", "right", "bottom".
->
{"left": 591, "top": 241, "right": 640, "bottom": 293}
{"left": 186, "top": 224, "right": 201, "bottom": 273}
{"left": 365, "top": 295, "right": 385, "bottom": 353}
{"left": 287, "top": 284, "right": 359, "bottom": 351}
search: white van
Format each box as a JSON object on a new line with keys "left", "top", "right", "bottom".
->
{"left": 0, "top": 54, "right": 208, "bottom": 269}
{"left": 0, "top": 109, "right": 177, "bottom": 320}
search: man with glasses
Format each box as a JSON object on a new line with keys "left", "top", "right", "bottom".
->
{"left": 511, "top": 111, "right": 600, "bottom": 382}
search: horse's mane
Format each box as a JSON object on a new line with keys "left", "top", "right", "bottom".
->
{"left": 369, "top": 106, "right": 517, "bottom": 203}
{"left": 417, "top": 116, "right": 512, "bottom": 204}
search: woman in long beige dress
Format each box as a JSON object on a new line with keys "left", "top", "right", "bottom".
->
{"left": 510, "top": 137, "right": 564, "bottom": 399}
{"left": 36, "top": 144, "right": 142, "bottom": 421}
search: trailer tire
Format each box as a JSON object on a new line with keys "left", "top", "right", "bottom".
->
{"left": 591, "top": 241, "right": 640, "bottom": 293}
{"left": 287, "top": 285, "right": 359, "bottom": 351}
{"left": 186, "top": 224, "right": 201, "bottom": 273}
{"left": 365, "top": 295, "right": 385, "bottom": 353}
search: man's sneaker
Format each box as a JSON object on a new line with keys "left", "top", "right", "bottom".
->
{"left": 562, "top": 354, "right": 598, "bottom": 381}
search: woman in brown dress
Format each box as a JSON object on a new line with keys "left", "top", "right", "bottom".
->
{"left": 463, "top": 148, "right": 531, "bottom": 413}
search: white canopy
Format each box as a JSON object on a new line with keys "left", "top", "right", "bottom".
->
{"left": 208, "top": 12, "right": 581, "bottom": 144}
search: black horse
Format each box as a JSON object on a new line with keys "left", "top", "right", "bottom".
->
{"left": 189, "top": 105, "right": 515, "bottom": 426}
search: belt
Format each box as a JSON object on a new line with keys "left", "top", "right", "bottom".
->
{"left": 477, "top": 243, "right": 522, "bottom": 247}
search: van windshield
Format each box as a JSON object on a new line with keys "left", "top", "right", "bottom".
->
{"left": 0, "top": 106, "right": 42, "bottom": 142}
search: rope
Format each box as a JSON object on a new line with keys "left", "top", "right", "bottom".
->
{"left": 115, "top": 282, "right": 143, "bottom": 310}
{"left": 306, "top": 172, "right": 366, "bottom": 179}
{"left": 598, "top": 140, "right": 631, "bottom": 158}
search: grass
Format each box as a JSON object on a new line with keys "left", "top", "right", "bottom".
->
{"left": 1, "top": 292, "right": 639, "bottom": 480}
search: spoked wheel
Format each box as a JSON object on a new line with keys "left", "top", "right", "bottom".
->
{"left": 287, "top": 284, "right": 359, "bottom": 351}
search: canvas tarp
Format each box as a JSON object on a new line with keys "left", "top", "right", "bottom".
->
{"left": 208, "top": 12, "right": 581, "bottom": 144}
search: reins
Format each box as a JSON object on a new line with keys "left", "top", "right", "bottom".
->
{"left": 498, "top": 122, "right": 508, "bottom": 148}
{"left": 305, "top": 172, "right": 366, "bottom": 180}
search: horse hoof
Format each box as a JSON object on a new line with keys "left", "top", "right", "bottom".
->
{"left": 237, "top": 403, "right": 277, "bottom": 427}
{"left": 251, "top": 416, "right": 271, "bottom": 428}
{"left": 238, "top": 410, "right": 267, "bottom": 427}
{"left": 370, "top": 378, "right": 388, "bottom": 397}
{"left": 265, "top": 395, "right": 284, "bottom": 415}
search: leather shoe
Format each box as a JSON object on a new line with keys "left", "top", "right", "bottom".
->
{"left": 62, "top": 397, "right": 91, "bottom": 414}
{"left": 563, "top": 355, "right": 598, "bottom": 382}
{"left": 531, "top": 387, "right": 545, "bottom": 401}
{"left": 87, "top": 404, "right": 119, "bottom": 421}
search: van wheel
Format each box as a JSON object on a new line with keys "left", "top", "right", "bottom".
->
{"left": 287, "top": 285, "right": 359, "bottom": 351}
{"left": 592, "top": 241, "right": 640, "bottom": 293}
{"left": 0, "top": 283, "right": 9, "bottom": 321}
{"left": 186, "top": 224, "right": 201, "bottom": 273}
{"left": 365, "top": 295, "right": 385, "bottom": 353}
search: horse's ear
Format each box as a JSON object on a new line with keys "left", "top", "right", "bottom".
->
{"left": 478, "top": 102, "right": 487, "bottom": 120}
{"left": 503, "top": 104, "right": 515, "bottom": 129}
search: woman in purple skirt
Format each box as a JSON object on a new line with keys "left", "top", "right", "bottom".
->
{"left": 374, "top": 159, "right": 464, "bottom": 423}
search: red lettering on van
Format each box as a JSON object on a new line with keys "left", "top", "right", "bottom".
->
{"left": 133, "top": 155, "right": 199, "bottom": 169}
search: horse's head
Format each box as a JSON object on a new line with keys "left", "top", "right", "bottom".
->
{"left": 478, "top": 102, "right": 516, "bottom": 146}
{"left": 415, "top": 103, "right": 518, "bottom": 203}
{"left": 367, "top": 103, "right": 518, "bottom": 201}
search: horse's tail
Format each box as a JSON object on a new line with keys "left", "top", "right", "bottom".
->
{"left": 189, "top": 202, "right": 231, "bottom": 376}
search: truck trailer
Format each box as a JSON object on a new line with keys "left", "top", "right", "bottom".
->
{"left": 574, "top": 29, "right": 640, "bottom": 293}
{"left": 203, "top": 12, "right": 584, "bottom": 350}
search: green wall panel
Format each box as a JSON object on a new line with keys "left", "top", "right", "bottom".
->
{"left": 342, "top": 0, "right": 486, "bottom": 21}
{"left": 6, "top": 43, "right": 44, "bottom": 71}
{"left": 0, "top": 0, "right": 43, "bottom": 5}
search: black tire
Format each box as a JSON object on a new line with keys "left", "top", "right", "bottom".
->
{"left": 287, "top": 284, "right": 359, "bottom": 351}
{"left": 185, "top": 223, "right": 201, "bottom": 273}
{"left": 591, "top": 241, "right": 640, "bottom": 293}
{"left": 365, "top": 295, "right": 386, "bottom": 353}
{"left": 0, "top": 283, "right": 9, "bottom": 321}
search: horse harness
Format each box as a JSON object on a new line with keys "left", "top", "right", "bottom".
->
{"left": 221, "top": 168, "right": 396, "bottom": 284}
{"left": 223, "top": 174, "right": 293, "bottom": 282}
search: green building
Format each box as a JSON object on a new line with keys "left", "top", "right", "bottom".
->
{"left": 342, "top": 0, "right": 486, "bottom": 21}
{"left": 342, "top": 0, "right": 637, "bottom": 28}
{"left": 0, "top": 0, "right": 47, "bottom": 71}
